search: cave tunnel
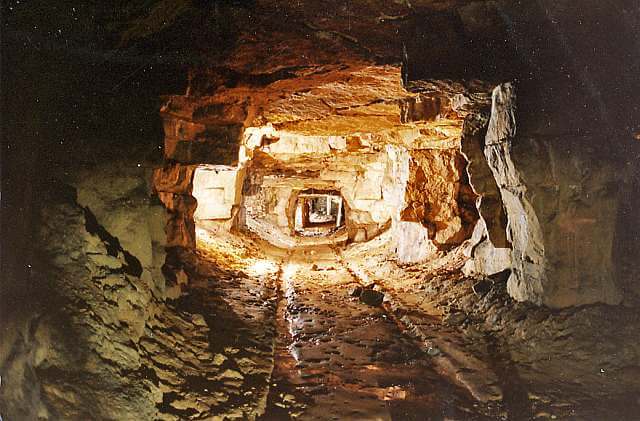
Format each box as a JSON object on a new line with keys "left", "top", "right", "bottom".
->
{"left": 293, "top": 191, "right": 345, "bottom": 235}
{"left": 2, "top": 0, "right": 640, "bottom": 420}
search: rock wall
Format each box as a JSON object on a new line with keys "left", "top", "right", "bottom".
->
{"left": 192, "top": 165, "right": 244, "bottom": 222}
{"left": 238, "top": 134, "right": 479, "bottom": 252}
{"left": 152, "top": 163, "right": 197, "bottom": 249}
{"left": 470, "top": 83, "right": 636, "bottom": 308}
{"left": 459, "top": 111, "right": 513, "bottom": 277}
{"left": 160, "top": 107, "right": 243, "bottom": 166}
{"left": 401, "top": 149, "right": 478, "bottom": 247}
{"left": 0, "top": 163, "right": 168, "bottom": 419}
{"left": 0, "top": 160, "right": 280, "bottom": 419}
{"left": 239, "top": 148, "right": 395, "bottom": 247}
{"left": 614, "top": 180, "right": 640, "bottom": 306}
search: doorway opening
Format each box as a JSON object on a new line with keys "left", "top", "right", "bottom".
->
{"left": 294, "top": 190, "right": 345, "bottom": 237}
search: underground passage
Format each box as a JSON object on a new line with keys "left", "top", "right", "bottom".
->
{"left": 293, "top": 190, "right": 345, "bottom": 236}
{"left": 3, "top": 1, "right": 640, "bottom": 420}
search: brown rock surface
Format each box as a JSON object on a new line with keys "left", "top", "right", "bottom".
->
{"left": 401, "top": 149, "right": 478, "bottom": 247}
{"left": 483, "top": 84, "right": 627, "bottom": 307}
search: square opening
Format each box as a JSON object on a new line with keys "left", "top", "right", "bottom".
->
{"left": 294, "top": 190, "right": 344, "bottom": 236}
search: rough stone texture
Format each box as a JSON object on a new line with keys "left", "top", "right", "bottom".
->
{"left": 158, "top": 192, "right": 197, "bottom": 249}
{"left": 164, "top": 66, "right": 492, "bottom": 161}
{"left": 192, "top": 165, "right": 244, "bottom": 221}
{"left": 153, "top": 164, "right": 197, "bottom": 249}
{"left": 158, "top": 56, "right": 491, "bottom": 259}
{"left": 239, "top": 138, "right": 480, "bottom": 251}
{"left": 152, "top": 164, "right": 196, "bottom": 194}
{"left": 401, "top": 149, "right": 478, "bottom": 247}
{"left": 340, "top": 228, "right": 640, "bottom": 420}
{"left": 72, "top": 164, "right": 167, "bottom": 278}
{"left": 510, "top": 136, "right": 624, "bottom": 307}
{"left": 0, "top": 183, "right": 278, "bottom": 420}
{"left": 5, "top": 1, "right": 640, "bottom": 419}
{"left": 482, "top": 84, "right": 546, "bottom": 305}
{"left": 161, "top": 112, "right": 242, "bottom": 165}
{"left": 341, "top": 236, "right": 505, "bottom": 405}
{"left": 459, "top": 112, "right": 512, "bottom": 278}
{"left": 460, "top": 113, "right": 510, "bottom": 249}
{"left": 265, "top": 245, "right": 499, "bottom": 419}
{"left": 484, "top": 84, "right": 626, "bottom": 307}
{"left": 462, "top": 219, "right": 512, "bottom": 277}
{"left": 394, "top": 221, "right": 437, "bottom": 264}
{"left": 1, "top": 165, "right": 166, "bottom": 419}
{"left": 614, "top": 180, "right": 640, "bottom": 306}
{"left": 240, "top": 147, "right": 401, "bottom": 247}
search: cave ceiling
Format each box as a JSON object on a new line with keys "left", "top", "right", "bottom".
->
{"left": 122, "top": 0, "right": 639, "bottom": 137}
{"left": 153, "top": 1, "right": 499, "bottom": 166}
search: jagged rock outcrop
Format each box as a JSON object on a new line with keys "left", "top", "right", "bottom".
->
{"left": 0, "top": 162, "right": 279, "bottom": 420}
{"left": 1, "top": 163, "right": 167, "bottom": 419}
{"left": 162, "top": 61, "right": 490, "bottom": 255}
{"left": 4, "top": 1, "right": 640, "bottom": 419}
{"left": 462, "top": 218, "right": 512, "bottom": 277}
{"left": 459, "top": 111, "right": 512, "bottom": 277}
{"left": 153, "top": 164, "right": 197, "bottom": 249}
{"left": 471, "top": 83, "right": 629, "bottom": 307}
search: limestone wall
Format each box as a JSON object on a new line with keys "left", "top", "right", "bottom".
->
{"left": 1, "top": 162, "right": 170, "bottom": 419}
{"left": 239, "top": 148, "right": 395, "bottom": 247}
{"left": 401, "top": 148, "right": 478, "bottom": 247}
{"left": 192, "top": 165, "right": 244, "bottom": 221}
{"left": 465, "top": 83, "right": 637, "bottom": 308}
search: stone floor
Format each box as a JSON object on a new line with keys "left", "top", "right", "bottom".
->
{"left": 148, "top": 246, "right": 280, "bottom": 420}
{"left": 184, "top": 229, "right": 640, "bottom": 420}
{"left": 260, "top": 245, "right": 500, "bottom": 420}
{"left": 57, "top": 225, "right": 632, "bottom": 421}
{"left": 341, "top": 231, "right": 640, "bottom": 420}
{"left": 8, "top": 201, "right": 637, "bottom": 420}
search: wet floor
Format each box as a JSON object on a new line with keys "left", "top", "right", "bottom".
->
{"left": 154, "top": 231, "right": 640, "bottom": 420}
{"left": 261, "top": 246, "right": 492, "bottom": 420}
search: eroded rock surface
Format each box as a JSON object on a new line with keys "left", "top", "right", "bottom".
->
{"left": 340, "top": 229, "right": 640, "bottom": 420}
{"left": 0, "top": 179, "right": 278, "bottom": 420}
{"left": 4, "top": 2, "right": 640, "bottom": 418}
{"left": 479, "top": 83, "right": 628, "bottom": 307}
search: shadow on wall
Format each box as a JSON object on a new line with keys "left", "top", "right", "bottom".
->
{"left": 464, "top": 83, "right": 640, "bottom": 308}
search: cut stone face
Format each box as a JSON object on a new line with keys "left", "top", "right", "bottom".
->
{"left": 395, "top": 221, "right": 438, "bottom": 264}
{"left": 192, "top": 165, "right": 243, "bottom": 221}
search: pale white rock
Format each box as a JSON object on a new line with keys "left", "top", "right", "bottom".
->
{"left": 193, "top": 165, "right": 242, "bottom": 221}
{"left": 483, "top": 83, "right": 624, "bottom": 307}
{"left": 462, "top": 219, "right": 512, "bottom": 277}
{"left": 263, "top": 132, "right": 332, "bottom": 157}
{"left": 328, "top": 135, "right": 347, "bottom": 150}
{"left": 484, "top": 85, "right": 545, "bottom": 304}
{"left": 394, "top": 221, "right": 438, "bottom": 264}
{"left": 485, "top": 83, "right": 516, "bottom": 145}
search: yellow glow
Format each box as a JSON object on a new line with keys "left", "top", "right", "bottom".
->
{"left": 247, "top": 259, "right": 278, "bottom": 276}
{"left": 282, "top": 263, "right": 299, "bottom": 280}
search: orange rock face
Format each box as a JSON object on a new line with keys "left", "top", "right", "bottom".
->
{"left": 153, "top": 164, "right": 198, "bottom": 249}
{"left": 401, "top": 149, "right": 478, "bottom": 247}
{"left": 152, "top": 164, "right": 196, "bottom": 194}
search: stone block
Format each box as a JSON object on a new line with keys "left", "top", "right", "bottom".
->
{"left": 394, "top": 221, "right": 437, "bottom": 264}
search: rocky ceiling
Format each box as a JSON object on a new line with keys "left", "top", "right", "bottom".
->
{"left": 117, "top": 0, "right": 637, "bottom": 146}
{"left": 6, "top": 0, "right": 639, "bottom": 143}
{"left": 161, "top": 65, "right": 493, "bottom": 167}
